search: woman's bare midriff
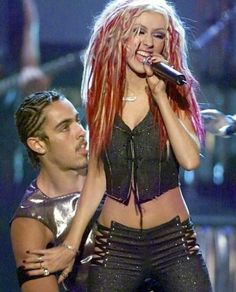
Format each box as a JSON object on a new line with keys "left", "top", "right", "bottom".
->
{"left": 98, "top": 187, "right": 190, "bottom": 229}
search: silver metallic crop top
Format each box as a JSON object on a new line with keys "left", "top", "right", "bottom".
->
{"left": 10, "top": 180, "right": 100, "bottom": 290}
{"left": 10, "top": 180, "right": 80, "bottom": 242}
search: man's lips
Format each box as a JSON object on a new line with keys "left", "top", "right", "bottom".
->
{"left": 76, "top": 141, "right": 88, "bottom": 155}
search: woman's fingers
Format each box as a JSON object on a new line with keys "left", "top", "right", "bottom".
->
{"left": 26, "top": 248, "right": 50, "bottom": 255}
{"left": 23, "top": 253, "right": 44, "bottom": 263}
{"left": 58, "top": 262, "right": 74, "bottom": 284}
{"left": 23, "top": 261, "right": 44, "bottom": 270}
{"left": 143, "top": 54, "right": 169, "bottom": 77}
{"left": 25, "top": 265, "right": 51, "bottom": 277}
{"left": 23, "top": 259, "right": 51, "bottom": 276}
{"left": 143, "top": 56, "right": 154, "bottom": 77}
{"left": 150, "top": 54, "right": 169, "bottom": 64}
{"left": 144, "top": 63, "right": 167, "bottom": 102}
{"left": 23, "top": 245, "right": 76, "bottom": 274}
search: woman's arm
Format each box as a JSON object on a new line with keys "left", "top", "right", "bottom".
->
{"left": 64, "top": 157, "right": 106, "bottom": 248}
{"left": 23, "top": 156, "right": 106, "bottom": 281}
{"left": 144, "top": 62, "right": 200, "bottom": 170}
{"left": 11, "top": 218, "right": 59, "bottom": 292}
{"left": 155, "top": 95, "right": 200, "bottom": 170}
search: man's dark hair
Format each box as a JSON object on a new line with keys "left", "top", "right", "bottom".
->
{"left": 15, "top": 90, "right": 65, "bottom": 168}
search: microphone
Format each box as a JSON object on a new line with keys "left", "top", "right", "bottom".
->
{"left": 151, "top": 62, "right": 187, "bottom": 85}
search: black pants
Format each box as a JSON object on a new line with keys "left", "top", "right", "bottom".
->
{"left": 88, "top": 216, "right": 212, "bottom": 292}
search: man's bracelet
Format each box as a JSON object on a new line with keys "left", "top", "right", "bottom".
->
{"left": 61, "top": 243, "right": 79, "bottom": 255}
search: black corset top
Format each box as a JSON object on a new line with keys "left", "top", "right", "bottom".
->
{"left": 102, "top": 110, "right": 180, "bottom": 206}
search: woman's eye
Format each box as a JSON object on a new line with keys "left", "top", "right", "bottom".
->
{"left": 133, "top": 27, "right": 145, "bottom": 35}
{"left": 153, "top": 33, "right": 166, "bottom": 39}
{"left": 138, "top": 29, "right": 145, "bottom": 35}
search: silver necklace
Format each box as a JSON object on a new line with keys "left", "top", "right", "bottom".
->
{"left": 122, "top": 96, "right": 137, "bottom": 102}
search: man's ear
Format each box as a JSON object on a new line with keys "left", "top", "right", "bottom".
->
{"left": 27, "top": 137, "right": 46, "bottom": 155}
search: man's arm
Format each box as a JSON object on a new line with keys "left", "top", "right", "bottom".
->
{"left": 11, "top": 218, "right": 59, "bottom": 292}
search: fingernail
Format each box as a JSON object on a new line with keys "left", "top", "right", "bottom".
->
{"left": 143, "top": 57, "right": 148, "bottom": 65}
{"left": 143, "top": 57, "right": 152, "bottom": 65}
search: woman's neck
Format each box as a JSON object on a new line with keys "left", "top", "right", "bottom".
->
{"left": 125, "top": 68, "right": 148, "bottom": 95}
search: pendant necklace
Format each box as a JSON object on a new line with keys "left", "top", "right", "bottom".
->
{"left": 122, "top": 96, "right": 137, "bottom": 102}
{"left": 123, "top": 85, "right": 137, "bottom": 102}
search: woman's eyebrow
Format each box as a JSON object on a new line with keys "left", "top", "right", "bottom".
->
{"left": 134, "top": 24, "right": 166, "bottom": 31}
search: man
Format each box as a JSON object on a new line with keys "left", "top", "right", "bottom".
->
{"left": 10, "top": 90, "right": 92, "bottom": 292}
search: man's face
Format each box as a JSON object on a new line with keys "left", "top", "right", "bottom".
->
{"left": 41, "top": 99, "right": 88, "bottom": 171}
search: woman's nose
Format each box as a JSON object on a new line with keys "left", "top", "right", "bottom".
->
{"left": 143, "top": 33, "right": 154, "bottom": 47}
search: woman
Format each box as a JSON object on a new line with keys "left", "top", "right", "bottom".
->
{"left": 24, "top": 1, "right": 212, "bottom": 291}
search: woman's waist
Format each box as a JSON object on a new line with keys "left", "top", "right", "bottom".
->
{"left": 99, "top": 187, "right": 189, "bottom": 229}
{"left": 105, "top": 180, "right": 180, "bottom": 205}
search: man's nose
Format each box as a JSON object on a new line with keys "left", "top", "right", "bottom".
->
{"left": 75, "top": 123, "right": 86, "bottom": 138}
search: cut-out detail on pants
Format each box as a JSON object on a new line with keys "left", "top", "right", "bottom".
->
{"left": 88, "top": 216, "right": 212, "bottom": 292}
{"left": 92, "top": 224, "right": 110, "bottom": 266}
{"left": 91, "top": 216, "right": 199, "bottom": 269}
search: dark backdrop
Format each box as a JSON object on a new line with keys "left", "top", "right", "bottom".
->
{"left": 1, "top": 1, "right": 236, "bottom": 290}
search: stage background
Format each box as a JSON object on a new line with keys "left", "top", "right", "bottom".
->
{"left": 1, "top": 1, "right": 236, "bottom": 291}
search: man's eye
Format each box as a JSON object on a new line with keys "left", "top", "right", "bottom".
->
{"left": 61, "top": 124, "right": 69, "bottom": 131}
